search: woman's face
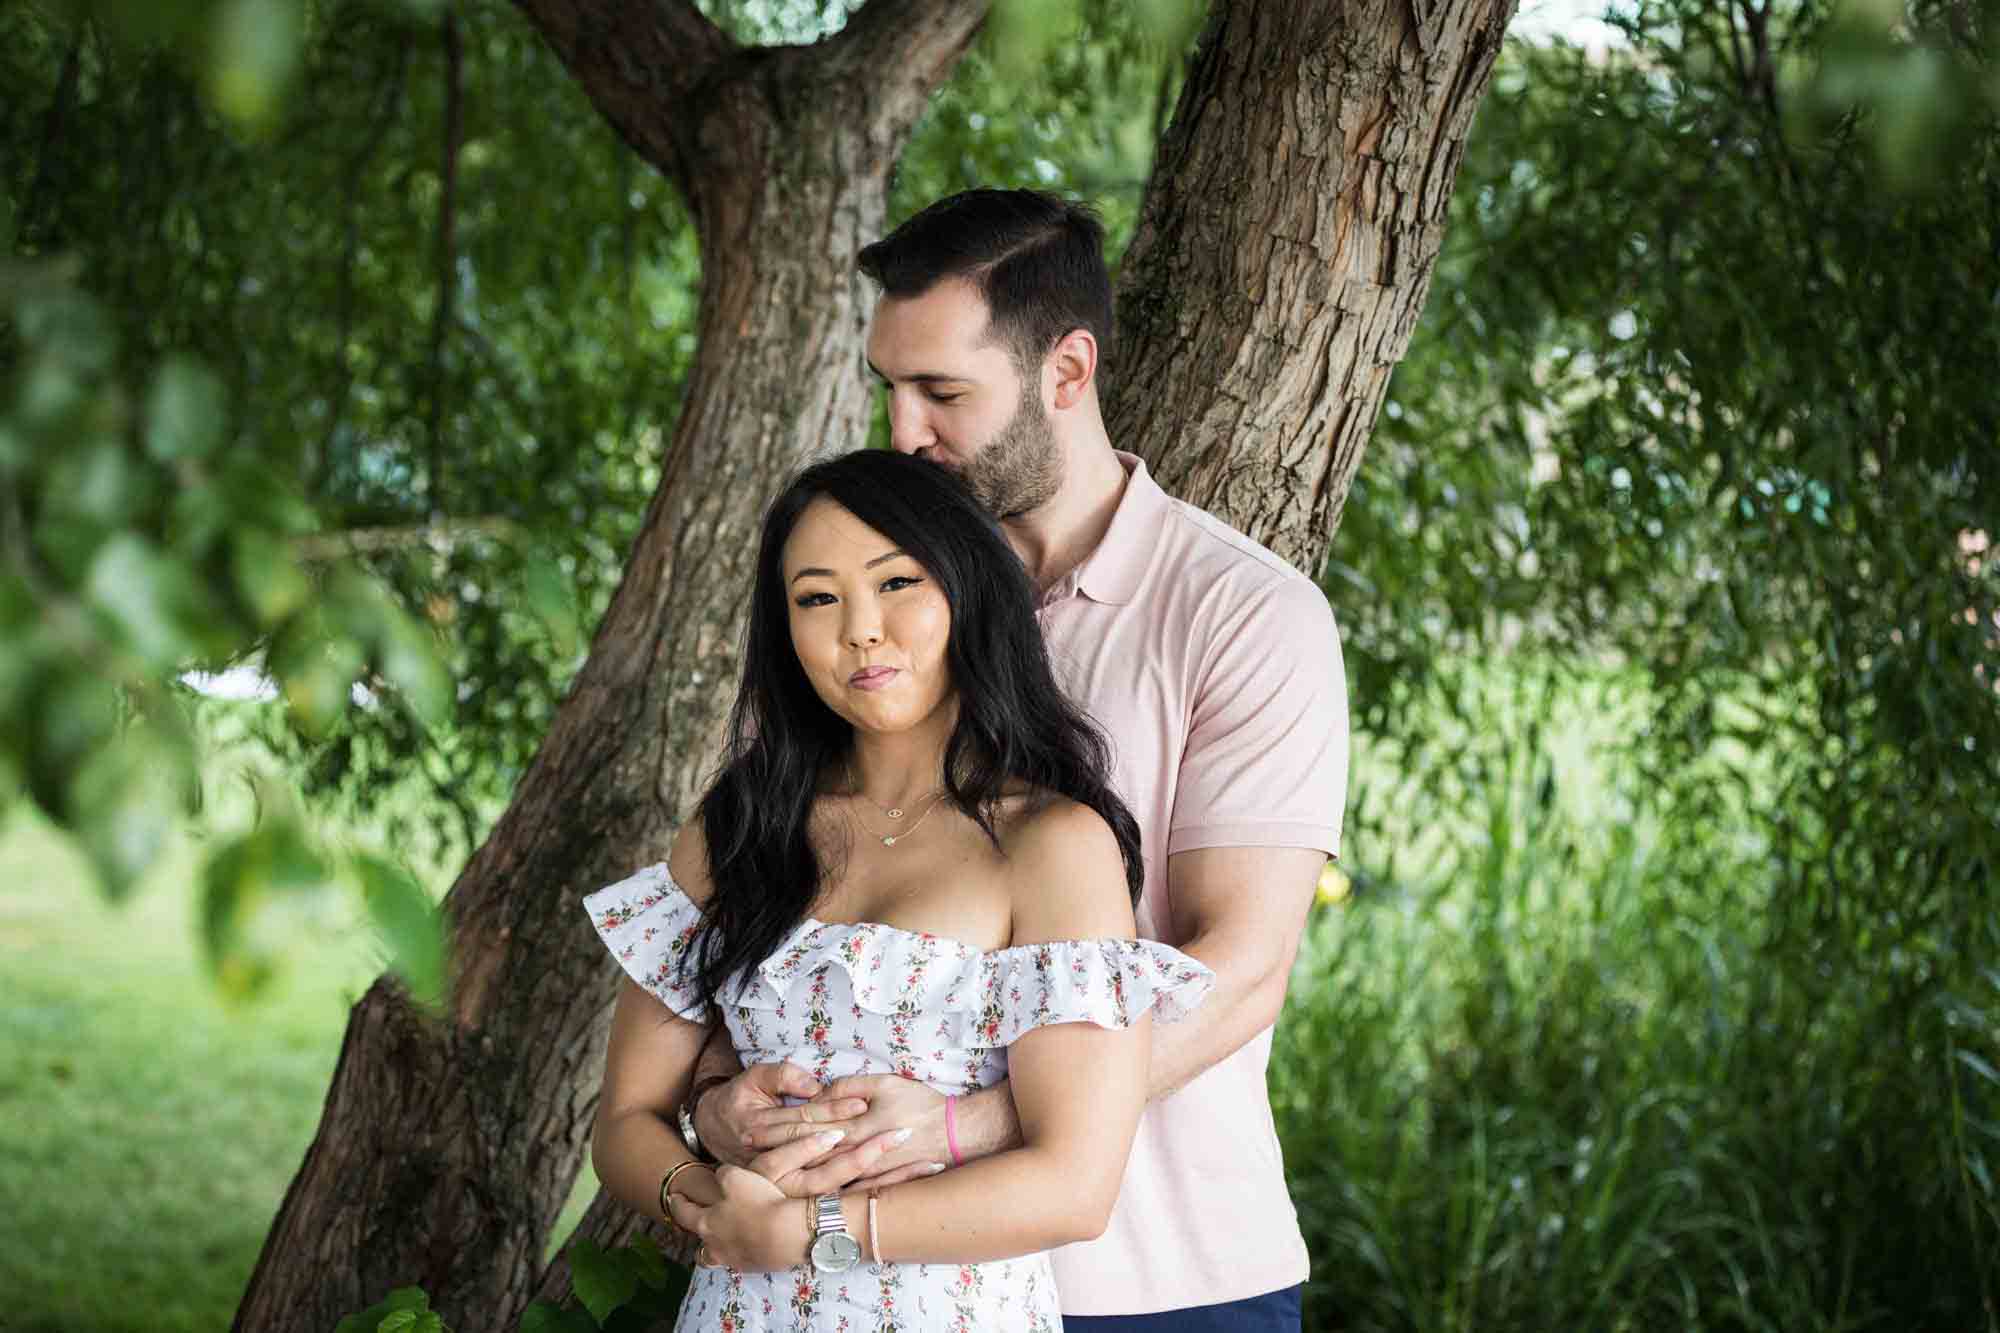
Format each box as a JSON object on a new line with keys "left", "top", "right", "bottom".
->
{"left": 781, "top": 498, "right": 955, "bottom": 739}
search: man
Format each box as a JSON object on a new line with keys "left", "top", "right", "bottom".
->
{"left": 684, "top": 189, "right": 1347, "bottom": 1329}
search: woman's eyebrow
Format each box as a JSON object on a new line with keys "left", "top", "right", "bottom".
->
{"left": 789, "top": 549, "right": 907, "bottom": 583}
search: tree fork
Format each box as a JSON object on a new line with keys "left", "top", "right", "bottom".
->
{"left": 230, "top": 4, "right": 986, "bottom": 1331}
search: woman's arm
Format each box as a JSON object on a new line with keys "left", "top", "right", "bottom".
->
{"left": 591, "top": 977, "right": 722, "bottom": 1227}
{"left": 681, "top": 800, "right": 1151, "bottom": 1267}
{"left": 590, "top": 822, "right": 731, "bottom": 1229}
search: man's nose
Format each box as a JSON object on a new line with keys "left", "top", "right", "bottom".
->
{"left": 887, "top": 394, "right": 931, "bottom": 455}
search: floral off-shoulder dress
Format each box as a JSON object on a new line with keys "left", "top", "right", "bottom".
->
{"left": 582, "top": 861, "right": 1213, "bottom": 1333}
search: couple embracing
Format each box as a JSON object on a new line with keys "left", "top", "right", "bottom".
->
{"left": 581, "top": 189, "right": 1348, "bottom": 1332}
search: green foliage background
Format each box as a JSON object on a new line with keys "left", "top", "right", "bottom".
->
{"left": 2, "top": 0, "right": 1997, "bottom": 1328}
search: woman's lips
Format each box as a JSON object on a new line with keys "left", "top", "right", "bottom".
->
{"left": 849, "top": 666, "right": 899, "bottom": 691}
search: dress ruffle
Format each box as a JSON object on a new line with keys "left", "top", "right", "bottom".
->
{"left": 581, "top": 862, "right": 710, "bottom": 1021}
{"left": 581, "top": 861, "right": 1213, "bottom": 1043}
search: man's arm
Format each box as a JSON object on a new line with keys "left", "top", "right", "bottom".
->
{"left": 767, "top": 842, "right": 1327, "bottom": 1192}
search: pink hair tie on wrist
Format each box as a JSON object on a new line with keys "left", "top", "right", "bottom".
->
{"left": 944, "top": 1094, "right": 963, "bottom": 1168}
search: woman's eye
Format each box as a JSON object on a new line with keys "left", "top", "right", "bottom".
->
{"left": 881, "top": 576, "right": 924, "bottom": 593}
{"left": 793, "top": 592, "right": 836, "bottom": 608}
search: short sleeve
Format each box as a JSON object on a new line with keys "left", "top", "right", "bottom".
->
{"left": 581, "top": 862, "right": 710, "bottom": 1023}
{"left": 960, "top": 939, "right": 1214, "bottom": 1049}
{"left": 1169, "top": 573, "right": 1348, "bottom": 858}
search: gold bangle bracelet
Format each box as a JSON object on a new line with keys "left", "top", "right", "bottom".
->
{"left": 660, "top": 1159, "right": 708, "bottom": 1226}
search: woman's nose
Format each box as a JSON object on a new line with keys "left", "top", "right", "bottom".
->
{"left": 845, "top": 608, "right": 882, "bottom": 647}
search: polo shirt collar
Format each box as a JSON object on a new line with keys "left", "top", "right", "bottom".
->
{"left": 1071, "top": 451, "right": 1170, "bottom": 606}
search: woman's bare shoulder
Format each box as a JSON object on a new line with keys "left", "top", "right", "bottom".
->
{"left": 1003, "top": 793, "right": 1134, "bottom": 944}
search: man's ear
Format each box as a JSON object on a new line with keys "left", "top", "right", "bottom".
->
{"left": 1047, "top": 327, "right": 1098, "bottom": 410}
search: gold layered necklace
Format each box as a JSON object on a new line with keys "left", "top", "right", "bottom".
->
{"left": 847, "top": 771, "right": 949, "bottom": 848}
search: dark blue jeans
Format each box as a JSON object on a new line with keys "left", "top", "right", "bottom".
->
{"left": 1062, "top": 1284, "right": 1303, "bottom": 1332}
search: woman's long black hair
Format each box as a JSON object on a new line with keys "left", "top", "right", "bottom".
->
{"left": 685, "top": 449, "right": 1142, "bottom": 1014}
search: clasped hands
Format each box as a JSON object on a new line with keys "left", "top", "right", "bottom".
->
{"left": 670, "top": 1063, "right": 950, "bottom": 1270}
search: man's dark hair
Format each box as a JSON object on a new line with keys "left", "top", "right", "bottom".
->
{"left": 858, "top": 188, "right": 1114, "bottom": 372}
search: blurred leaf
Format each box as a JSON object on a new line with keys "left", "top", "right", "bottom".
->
{"left": 271, "top": 619, "right": 366, "bottom": 735}
{"left": 521, "top": 553, "right": 582, "bottom": 658}
{"left": 85, "top": 533, "right": 223, "bottom": 668}
{"left": 377, "top": 609, "right": 452, "bottom": 727}
{"left": 987, "top": 0, "right": 1071, "bottom": 80}
{"left": 198, "top": 817, "right": 333, "bottom": 1000}
{"left": 205, "top": 0, "right": 305, "bottom": 127}
{"left": 67, "top": 719, "right": 194, "bottom": 900}
{"left": 143, "top": 356, "right": 227, "bottom": 462}
{"left": 27, "top": 675, "right": 121, "bottom": 816}
{"left": 353, "top": 851, "right": 446, "bottom": 1008}
{"left": 231, "top": 529, "right": 311, "bottom": 625}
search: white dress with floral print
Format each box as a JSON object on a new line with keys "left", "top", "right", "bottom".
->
{"left": 583, "top": 861, "right": 1214, "bottom": 1333}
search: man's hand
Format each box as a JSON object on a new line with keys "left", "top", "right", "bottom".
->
{"left": 741, "top": 1074, "right": 967, "bottom": 1194}
{"left": 693, "top": 1061, "right": 867, "bottom": 1167}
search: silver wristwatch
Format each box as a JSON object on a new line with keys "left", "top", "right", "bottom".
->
{"left": 676, "top": 1100, "right": 706, "bottom": 1162}
{"left": 808, "top": 1193, "right": 861, "bottom": 1272}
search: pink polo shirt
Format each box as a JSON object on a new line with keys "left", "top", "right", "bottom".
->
{"left": 1037, "top": 454, "right": 1349, "bottom": 1315}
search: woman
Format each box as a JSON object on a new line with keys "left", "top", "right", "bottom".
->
{"left": 582, "top": 449, "right": 1209, "bottom": 1331}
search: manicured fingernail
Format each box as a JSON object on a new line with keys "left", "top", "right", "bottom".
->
{"left": 924, "top": 1161, "right": 949, "bottom": 1174}
{"left": 843, "top": 1099, "right": 869, "bottom": 1115}
{"left": 817, "top": 1130, "right": 846, "bottom": 1147}
{"left": 889, "top": 1128, "right": 914, "bottom": 1146}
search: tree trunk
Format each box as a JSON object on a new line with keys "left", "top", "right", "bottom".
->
{"left": 1109, "top": 0, "right": 1517, "bottom": 572}
{"left": 229, "top": 5, "right": 986, "bottom": 1331}
{"left": 237, "top": 0, "right": 1514, "bottom": 1324}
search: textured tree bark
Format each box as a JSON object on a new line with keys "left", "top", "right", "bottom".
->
{"left": 229, "top": 4, "right": 985, "bottom": 1331}
{"left": 1108, "top": 0, "right": 1518, "bottom": 573}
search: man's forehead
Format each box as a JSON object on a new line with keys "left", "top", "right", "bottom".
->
{"left": 866, "top": 280, "right": 1001, "bottom": 359}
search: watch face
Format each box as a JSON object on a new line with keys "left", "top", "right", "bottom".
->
{"left": 810, "top": 1230, "right": 862, "bottom": 1272}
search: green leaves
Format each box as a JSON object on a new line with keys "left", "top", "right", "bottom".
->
{"left": 552, "top": 1234, "right": 688, "bottom": 1329}
{"left": 355, "top": 852, "right": 446, "bottom": 1008}
{"left": 143, "top": 357, "right": 227, "bottom": 463}
{"left": 86, "top": 535, "right": 227, "bottom": 668}
{"left": 332, "top": 1285, "right": 447, "bottom": 1333}
{"left": 567, "top": 1238, "right": 640, "bottom": 1327}
{"left": 516, "top": 1304, "right": 598, "bottom": 1333}
{"left": 203, "top": 0, "right": 305, "bottom": 127}
{"left": 198, "top": 815, "right": 333, "bottom": 1000}
{"left": 2, "top": 254, "right": 461, "bottom": 921}
{"left": 1793, "top": 0, "right": 1998, "bottom": 190}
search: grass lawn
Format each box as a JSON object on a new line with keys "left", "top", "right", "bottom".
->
{"left": 0, "top": 809, "right": 599, "bottom": 1333}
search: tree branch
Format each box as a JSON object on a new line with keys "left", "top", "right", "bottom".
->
{"left": 426, "top": 4, "right": 466, "bottom": 520}
{"left": 819, "top": 0, "right": 988, "bottom": 78}
{"left": 291, "top": 517, "right": 523, "bottom": 562}
{"left": 316, "top": 40, "right": 411, "bottom": 495}
{"left": 21, "top": 21, "right": 85, "bottom": 250}
{"left": 507, "top": 0, "right": 735, "bottom": 189}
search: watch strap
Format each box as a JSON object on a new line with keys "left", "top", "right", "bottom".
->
{"left": 677, "top": 1074, "right": 730, "bottom": 1164}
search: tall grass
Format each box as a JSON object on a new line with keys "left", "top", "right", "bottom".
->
{"left": 1274, "top": 672, "right": 2000, "bottom": 1331}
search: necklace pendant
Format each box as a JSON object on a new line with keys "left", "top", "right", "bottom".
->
{"left": 882, "top": 835, "right": 897, "bottom": 847}
{"left": 886, "top": 807, "right": 904, "bottom": 819}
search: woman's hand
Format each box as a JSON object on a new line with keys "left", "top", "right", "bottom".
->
{"left": 672, "top": 1163, "right": 813, "bottom": 1272}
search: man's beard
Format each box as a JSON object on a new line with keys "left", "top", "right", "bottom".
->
{"left": 955, "top": 378, "right": 1062, "bottom": 519}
